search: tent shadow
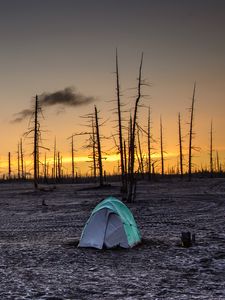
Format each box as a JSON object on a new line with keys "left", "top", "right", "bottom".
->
{"left": 62, "top": 238, "right": 137, "bottom": 251}
{"left": 62, "top": 237, "right": 169, "bottom": 251}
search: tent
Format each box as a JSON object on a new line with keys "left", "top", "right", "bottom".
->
{"left": 78, "top": 196, "right": 141, "bottom": 249}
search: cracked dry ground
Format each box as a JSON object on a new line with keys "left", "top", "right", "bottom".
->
{"left": 0, "top": 178, "right": 225, "bottom": 300}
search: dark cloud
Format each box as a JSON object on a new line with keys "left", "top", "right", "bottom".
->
{"left": 39, "top": 87, "right": 94, "bottom": 107}
{"left": 11, "top": 108, "right": 33, "bottom": 123}
{"left": 12, "top": 87, "right": 95, "bottom": 123}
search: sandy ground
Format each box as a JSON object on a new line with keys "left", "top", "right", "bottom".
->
{"left": 0, "top": 177, "right": 225, "bottom": 300}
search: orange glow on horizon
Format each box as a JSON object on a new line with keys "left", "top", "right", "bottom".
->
{"left": 1, "top": 149, "right": 224, "bottom": 178}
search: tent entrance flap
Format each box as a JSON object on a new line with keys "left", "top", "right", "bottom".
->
{"left": 78, "top": 208, "right": 109, "bottom": 249}
{"left": 104, "top": 213, "right": 129, "bottom": 248}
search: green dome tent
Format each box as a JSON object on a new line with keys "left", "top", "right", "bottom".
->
{"left": 78, "top": 196, "right": 141, "bottom": 249}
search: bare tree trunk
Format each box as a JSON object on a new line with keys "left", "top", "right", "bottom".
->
{"left": 47, "top": 162, "right": 49, "bottom": 179}
{"left": 34, "top": 95, "right": 39, "bottom": 189}
{"left": 61, "top": 155, "right": 63, "bottom": 178}
{"left": 137, "top": 127, "right": 144, "bottom": 176}
{"left": 20, "top": 138, "right": 24, "bottom": 179}
{"left": 8, "top": 152, "right": 11, "bottom": 179}
{"left": 71, "top": 135, "right": 75, "bottom": 182}
{"left": 210, "top": 120, "right": 213, "bottom": 177}
{"left": 37, "top": 148, "right": 40, "bottom": 179}
{"left": 216, "top": 151, "right": 220, "bottom": 173}
{"left": 128, "top": 115, "right": 132, "bottom": 176}
{"left": 128, "top": 53, "right": 143, "bottom": 202}
{"left": 17, "top": 142, "right": 20, "bottom": 179}
{"left": 160, "top": 116, "right": 164, "bottom": 176}
{"left": 188, "top": 83, "right": 196, "bottom": 181}
{"left": 23, "top": 94, "right": 48, "bottom": 184}
{"left": 178, "top": 113, "right": 184, "bottom": 177}
{"left": 57, "top": 151, "right": 61, "bottom": 180}
{"left": 95, "top": 106, "right": 103, "bottom": 186}
{"left": 53, "top": 137, "right": 57, "bottom": 179}
{"left": 44, "top": 153, "right": 47, "bottom": 181}
{"left": 115, "top": 49, "right": 125, "bottom": 192}
{"left": 92, "top": 118, "right": 97, "bottom": 179}
{"left": 24, "top": 161, "right": 27, "bottom": 180}
{"left": 136, "top": 147, "right": 141, "bottom": 174}
{"left": 123, "top": 140, "right": 128, "bottom": 190}
{"left": 147, "top": 107, "right": 152, "bottom": 180}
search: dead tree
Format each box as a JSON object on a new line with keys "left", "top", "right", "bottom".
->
{"left": 147, "top": 107, "right": 155, "bottom": 180}
{"left": 127, "top": 53, "right": 144, "bottom": 202}
{"left": 53, "top": 137, "right": 57, "bottom": 179}
{"left": 20, "top": 138, "right": 24, "bottom": 179}
{"left": 115, "top": 49, "right": 126, "bottom": 192}
{"left": 8, "top": 152, "right": 11, "bottom": 179}
{"left": 216, "top": 151, "right": 221, "bottom": 173}
{"left": 128, "top": 115, "right": 132, "bottom": 176}
{"left": 209, "top": 120, "right": 213, "bottom": 176}
{"left": 67, "top": 135, "right": 75, "bottom": 182}
{"left": 61, "top": 155, "right": 63, "bottom": 177}
{"left": 178, "top": 113, "right": 184, "bottom": 177}
{"left": 57, "top": 152, "right": 61, "bottom": 180}
{"left": 160, "top": 116, "right": 164, "bottom": 176}
{"left": 24, "top": 95, "right": 48, "bottom": 188}
{"left": 79, "top": 117, "right": 97, "bottom": 179}
{"left": 44, "top": 153, "right": 47, "bottom": 180}
{"left": 95, "top": 106, "right": 104, "bottom": 186}
{"left": 147, "top": 107, "right": 152, "bottom": 180}
{"left": 33, "top": 95, "right": 39, "bottom": 188}
{"left": 71, "top": 135, "right": 75, "bottom": 181}
{"left": 91, "top": 118, "right": 97, "bottom": 179}
{"left": 124, "top": 140, "right": 127, "bottom": 180}
{"left": 137, "top": 126, "right": 144, "bottom": 175}
{"left": 188, "top": 83, "right": 196, "bottom": 181}
{"left": 57, "top": 152, "right": 62, "bottom": 179}
{"left": 17, "top": 142, "right": 20, "bottom": 179}
{"left": 70, "top": 115, "right": 98, "bottom": 180}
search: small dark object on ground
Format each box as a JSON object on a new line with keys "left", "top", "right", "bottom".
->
{"left": 181, "top": 231, "right": 196, "bottom": 247}
{"left": 39, "top": 186, "right": 56, "bottom": 192}
{"left": 42, "top": 199, "right": 48, "bottom": 206}
{"left": 62, "top": 238, "right": 80, "bottom": 247}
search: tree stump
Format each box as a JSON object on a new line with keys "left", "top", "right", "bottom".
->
{"left": 181, "top": 231, "right": 194, "bottom": 247}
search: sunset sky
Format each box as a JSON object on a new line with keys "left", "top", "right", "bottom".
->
{"left": 0, "top": 0, "right": 225, "bottom": 176}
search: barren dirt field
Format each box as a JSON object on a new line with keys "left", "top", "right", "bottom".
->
{"left": 0, "top": 178, "right": 225, "bottom": 300}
